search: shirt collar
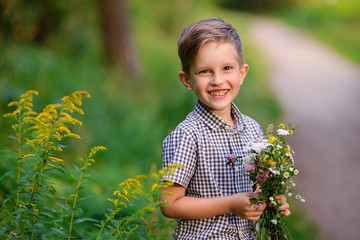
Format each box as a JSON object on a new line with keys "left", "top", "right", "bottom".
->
{"left": 194, "top": 101, "right": 245, "bottom": 132}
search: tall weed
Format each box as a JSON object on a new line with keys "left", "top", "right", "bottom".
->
{"left": 0, "top": 91, "right": 178, "bottom": 239}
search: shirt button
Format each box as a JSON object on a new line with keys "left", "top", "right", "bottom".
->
{"left": 224, "top": 125, "right": 231, "bottom": 131}
{"left": 230, "top": 136, "right": 233, "bottom": 141}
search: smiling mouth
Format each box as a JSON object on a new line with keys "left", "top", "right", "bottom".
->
{"left": 210, "top": 90, "right": 229, "bottom": 96}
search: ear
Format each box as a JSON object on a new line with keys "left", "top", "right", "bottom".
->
{"left": 179, "top": 71, "right": 193, "bottom": 91}
{"left": 239, "top": 63, "right": 249, "bottom": 86}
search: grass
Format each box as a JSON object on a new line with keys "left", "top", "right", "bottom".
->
{"left": 272, "top": 0, "right": 360, "bottom": 65}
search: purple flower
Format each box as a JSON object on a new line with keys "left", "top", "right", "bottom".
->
{"left": 254, "top": 203, "right": 262, "bottom": 210}
{"left": 256, "top": 175, "right": 263, "bottom": 182}
{"left": 255, "top": 170, "right": 270, "bottom": 182}
{"left": 262, "top": 170, "right": 270, "bottom": 179}
{"left": 246, "top": 164, "right": 257, "bottom": 173}
{"left": 225, "top": 153, "right": 236, "bottom": 163}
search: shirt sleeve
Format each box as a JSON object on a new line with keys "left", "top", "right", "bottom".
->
{"left": 161, "top": 128, "right": 197, "bottom": 188}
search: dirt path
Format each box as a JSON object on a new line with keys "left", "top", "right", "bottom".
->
{"left": 249, "top": 16, "right": 360, "bottom": 240}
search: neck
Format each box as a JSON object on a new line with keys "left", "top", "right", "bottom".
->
{"left": 211, "top": 107, "right": 235, "bottom": 130}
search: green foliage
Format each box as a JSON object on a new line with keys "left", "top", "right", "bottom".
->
{"left": 272, "top": 0, "right": 360, "bottom": 65}
{"left": 216, "top": 0, "right": 298, "bottom": 12}
{"left": 0, "top": 91, "right": 178, "bottom": 239}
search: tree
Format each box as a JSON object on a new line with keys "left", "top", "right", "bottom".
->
{"left": 98, "top": 0, "right": 141, "bottom": 78}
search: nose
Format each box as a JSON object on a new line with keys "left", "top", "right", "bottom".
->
{"left": 211, "top": 72, "right": 224, "bottom": 86}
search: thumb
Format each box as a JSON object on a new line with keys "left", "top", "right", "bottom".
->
{"left": 247, "top": 192, "right": 261, "bottom": 199}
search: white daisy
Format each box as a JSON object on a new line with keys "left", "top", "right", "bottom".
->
{"left": 277, "top": 129, "right": 289, "bottom": 136}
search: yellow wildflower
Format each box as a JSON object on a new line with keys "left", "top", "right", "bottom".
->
{"left": 22, "top": 154, "right": 35, "bottom": 159}
{"left": 278, "top": 123, "right": 285, "bottom": 129}
{"left": 88, "top": 146, "right": 107, "bottom": 159}
{"left": 287, "top": 129, "right": 293, "bottom": 135}
{"left": 113, "top": 190, "right": 121, "bottom": 196}
{"left": 268, "top": 159, "right": 276, "bottom": 166}
{"left": 19, "top": 203, "right": 28, "bottom": 209}
{"left": 122, "top": 188, "right": 128, "bottom": 196}
{"left": 268, "top": 136, "right": 276, "bottom": 144}
{"left": 48, "top": 156, "right": 64, "bottom": 162}
{"left": 150, "top": 183, "right": 159, "bottom": 192}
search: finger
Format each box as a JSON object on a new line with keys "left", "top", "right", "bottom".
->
{"left": 255, "top": 185, "right": 262, "bottom": 193}
{"left": 276, "top": 194, "right": 286, "bottom": 204}
{"left": 245, "top": 211, "right": 263, "bottom": 221}
{"left": 279, "top": 202, "right": 290, "bottom": 211}
{"left": 280, "top": 209, "right": 291, "bottom": 217}
{"left": 248, "top": 192, "right": 262, "bottom": 199}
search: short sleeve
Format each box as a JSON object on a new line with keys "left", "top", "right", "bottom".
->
{"left": 161, "top": 128, "right": 197, "bottom": 188}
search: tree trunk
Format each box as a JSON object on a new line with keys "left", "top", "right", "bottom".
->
{"left": 98, "top": 0, "right": 141, "bottom": 78}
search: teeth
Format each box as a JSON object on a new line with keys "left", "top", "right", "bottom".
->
{"left": 210, "top": 90, "right": 228, "bottom": 96}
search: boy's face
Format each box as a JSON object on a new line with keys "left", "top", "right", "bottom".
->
{"left": 179, "top": 41, "right": 248, "bottom": 119}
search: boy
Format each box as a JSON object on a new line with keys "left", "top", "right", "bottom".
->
{"left": 160, "top": 18, "right": 290, "bottom": 239}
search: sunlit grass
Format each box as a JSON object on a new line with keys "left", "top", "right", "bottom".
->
{"left": 273, "top": 0, "right": 360, "bottom": 65}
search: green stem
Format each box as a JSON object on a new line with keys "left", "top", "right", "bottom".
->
{"left": 96, "top": 217, "right": 110, "bottom": 240}
{"left": 30, "top": 206, "right": 36, "bottom": 240}
{"left": 20, "top": 150, "right": 47, "bottom": 240}
{"left": 68, "top": 173, "right": 82, "bottom": 239}
{"left": 147, "top": 211, "right": 153, "bottom": 239}
{"left": 17, "top": 117, "right": 22, "bottom": 208}
{"left": 16, "top": 112, "right": 23, "bottom": 232}
{"left": 68, "top": 160, "right": 88, "bottom": 239}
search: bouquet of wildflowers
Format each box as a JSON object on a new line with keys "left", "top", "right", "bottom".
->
{"left": 226, "top": 123, "right": 304, "bottom": 240}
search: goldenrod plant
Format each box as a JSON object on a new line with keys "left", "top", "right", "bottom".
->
{"left": 1, "top": 90, "right": 182, "bottom": 239}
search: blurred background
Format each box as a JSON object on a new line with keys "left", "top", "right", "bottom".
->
{"left": 1, "top": 0, "right": 359, "bottom": 239}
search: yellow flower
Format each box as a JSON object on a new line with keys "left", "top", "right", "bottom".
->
{"left": 22, "top": 154, "right": 35, "bottom": 159}
{"left": 278, "top": 123, "right": 285, "bottom": 129}
{"left": 268, "top": 159, "right": 276, "bottom": 166}
{"left": 88, "top": 146, "right": 107, "bottom": 159}
{"left": 150, "top": 183, "right": 159, "bottom": 192}
{"left": 287, "top": 129, "right": 293, "bottom": 135}
{"left": 48, "top": 156, "right": 64, "bottom": 162}
{"left": 268, "top": 136, "right": 276, "bottom": 144}
{"left": 284, "top": 146, "right": 291, "bottom": 153}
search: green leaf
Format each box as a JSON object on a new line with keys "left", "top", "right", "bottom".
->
{"left": 11, "top": 208, "right": 33, "bottom": 215}
{"left": 72, "top": 217, "right": 98, "bottom": 225}
{"left": 54, "top": 202, "right": 71, "bottom": 212}
{"left": 249, "top": 197, "right": 258, "bottom": 204}
{"left": 73, "top": 164, "right": 81, "bottom": 174}
{"left": 58, "top": 183, "right": 75, "bottom": 194}
{"left": 259, "top": 196, "right": 267, "bottom": 202}
{"left": 8, "top": 135, "right": 19, "bottom": 141}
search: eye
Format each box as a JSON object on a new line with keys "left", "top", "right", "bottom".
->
{"left": 224, "top": 66, "right": 232, "bottom": 70}
{"left": 199, "top": 69, "right": 210, "bottom": 74}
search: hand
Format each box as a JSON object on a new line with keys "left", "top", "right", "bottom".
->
{"left": 275, "top": 194, "right": 291, "bottom": 217}
{"left": 229, "top": 192, "right": 266, "bottom": 221}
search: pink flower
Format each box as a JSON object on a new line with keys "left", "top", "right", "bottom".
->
{"left": 262, "top": 170, "right": 270, "bottom": 179}
{"left": 255, "top": 170, "right": 270, "bottom": 182}
{"left": 256, "top": 175, "right": 263, "bottom": 182}
{"left": 254, "top": 203, "right": 262, "bottom": 210}
{"left": 225, "top": 153, "right": 236, "bottom": 163}
{"left": 246, "top": 164, "right": 257, "bottom": 173}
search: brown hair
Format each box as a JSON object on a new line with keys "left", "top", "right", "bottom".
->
{"left": 178, "top": 18, "right": 244, "bottom": 74}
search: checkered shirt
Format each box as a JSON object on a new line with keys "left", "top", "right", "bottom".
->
{"left": 162, "top": 101, "right": 263, "bottom": 240}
